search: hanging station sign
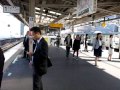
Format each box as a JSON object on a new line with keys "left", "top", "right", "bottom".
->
{"left": 3, "top": 5, "right": 20, "bottom": 13}
{"left": 77, "top": 0, "right": 97, "bottom": 18}
{"left": 29, "top": 17, "right": 35, "bottom": 29}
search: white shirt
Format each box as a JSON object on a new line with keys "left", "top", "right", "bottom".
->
{"left": 37, "top": 37, "right": 43, "bottom": 44}
{"left": 34, "top": 37, "right": 43, "bottom": 53}
{"left": 109, "top": 38, "right": 113, "bottom": 48}
{"left": 99, "top": 40, "right": 102, "bottom": 46}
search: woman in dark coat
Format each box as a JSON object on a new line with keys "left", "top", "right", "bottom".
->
{"left": 64, "top": 34, "right": 72, "bottom": 58}
{"left": 0, "top": 48, "right": 5, "bottom": 88}
{"left": 73, "top": 35, "right": 81, "bottom": 59}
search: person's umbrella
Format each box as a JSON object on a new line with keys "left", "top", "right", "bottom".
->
{"left": 94, "top": 31, "right": 102, "bottom": 34}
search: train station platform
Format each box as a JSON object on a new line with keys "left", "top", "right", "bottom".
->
{"left": 1, "top": 44, "right": 120, "bottom": 90}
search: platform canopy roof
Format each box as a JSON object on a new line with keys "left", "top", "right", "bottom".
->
{"left": 0, "top": 0, "right": 120, "bottom": 27}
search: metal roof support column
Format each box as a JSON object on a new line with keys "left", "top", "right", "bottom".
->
{"left": 29, "top": 0, "right": 35, "bottom": 28}
{"left": 29, "top": 0, "right": 35, "bottom": 60}
{"left": 71, "top": 21, "right": 75, "bottom": 40}
{"left": 39, "top": 0, "right": 46, "bottom": 23}
{"left": 29, "top": 0, "right": 35, "bottom": 18}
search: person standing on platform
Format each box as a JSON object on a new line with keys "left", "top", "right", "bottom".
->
{"left": 84, "top": 34, "right": 88, "bottom": 52}
{"left": 23, "top": 31, "right": 30, "bottom": 59}
{"left": 64, "top": 34, "right": 72, "bottom": 58}
{"left": 92, "top": 33, "right": 102, "bottom": 66}
{"left": 27, "top": 27, "right": 48, "bottom": 90}
{"left": 73, "top": 35, "right": 81, "bottom": 59}
{"left": 0, "top": 48, "right": 5, "bottom": 89}
{"left": 56, "top": 35, "right": 61, "bottom": 48}
{"left": 108, "top": 35, "right": 113, "bottom": 61}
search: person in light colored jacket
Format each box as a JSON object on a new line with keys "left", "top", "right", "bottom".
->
{"left": 92, "top": 33, "right": 102, "bottom": 66}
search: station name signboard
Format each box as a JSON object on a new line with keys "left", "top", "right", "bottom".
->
{"left": 29, "top": 17, "right": 35, "bottom": 29}
{"left": 77, "top": 0, "right": 97, "bottom": 18}
{"left": 3, "top": 5, "right": 20, "bottom": 13}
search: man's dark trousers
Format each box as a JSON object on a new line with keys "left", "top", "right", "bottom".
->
{"left": 33, "top": 71, "right": 43, "bottom": 90}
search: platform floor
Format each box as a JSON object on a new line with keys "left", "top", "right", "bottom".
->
{"left": 1, "top": 46, "right": 120, "bottom": 90}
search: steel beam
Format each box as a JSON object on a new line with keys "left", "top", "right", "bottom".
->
{"left": 98, "top": 2, "right": 120, "bottom": 6}
{"left": 20, "top": 1, "right": 68, "bottom": 15}
{"left": 37, "top": 4, "right": 76, "bottom": 8}
{"left": 46, "top": 8, "right": 68, "bottom": 15}
{"left": 98, "top": 8, "right": 120, "bottom": 15}
{"left": 20, "top": 1, "right": 76, "bottom": 8}
{"left": 21, "top": 1, "right": 120, "bottom": 7}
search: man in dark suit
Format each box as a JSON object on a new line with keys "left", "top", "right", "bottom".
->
{"left": 64, "top": 34, "right": 72, "bottom": 58}
{"left": 23, "top": 31, "right": 29, "bottom": 58}
{"left": 27, "top": 27, "right": 48, "bottom": 90}
{"left": 0, "top": 48, "right": 5, "bottom": 89}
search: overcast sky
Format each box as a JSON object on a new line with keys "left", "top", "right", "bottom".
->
{"left": 0, "top": 5, "right": 29, "bottom": 39}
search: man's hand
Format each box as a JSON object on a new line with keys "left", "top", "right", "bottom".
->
{"left": 29, "top": 60, "right": 33, "bottom": 68}
{"left": 27, "top": 52, "right": 33, "bottom": 56}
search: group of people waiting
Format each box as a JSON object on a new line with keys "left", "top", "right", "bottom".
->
{"left": 0, "top": 28, "right": 114, "bottom": 90}
{"left": 64, "top": 34, "right": 81, "bottom": 60}
{"left": 64, "top": 33, "right": 114, "bottom": 66}
{"left": 93, "top": 33, "right": 114, "bottom": 66}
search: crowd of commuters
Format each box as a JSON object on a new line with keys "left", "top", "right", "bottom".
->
{"left": 92, "top": 33, "right": 114, "bottom": 66}
{"left": 64, "top": 34, "right": 86, "bottom": 59}
{"left": 0, "top": 26, "right": 115, "bottom": 90}
{"left": 64, "top": 33, "right": 114, "bottom": 66}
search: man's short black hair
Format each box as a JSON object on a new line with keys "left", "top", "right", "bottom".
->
{"left": 30, "top": 27, "right": 41, "bottom": 34}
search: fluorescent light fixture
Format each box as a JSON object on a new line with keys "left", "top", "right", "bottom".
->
{"left": 56, "top": 13, "right": 62, "bottom": 15}
{"left": 41, "top": 16, "right": 44, "bottom": 19}
{"left": 49, "top": 11, "right": 56, "bottom": 14}
{"left": 35, "top": 12, "right": 40, "bottom": 14}
{"left": 47, "top": 15, "right": 53, "bottom": 17}
{"left": 50, "top": 18, "right": 54, "bottom": 21}
{"left": 35, "top": 7, "right": 40, "bottom": 10}
{"left": 52, "top": 16, "right": 57, "bottom": 18}
{"left": 42, "top": 13, "right": 46, "bottom": 16}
